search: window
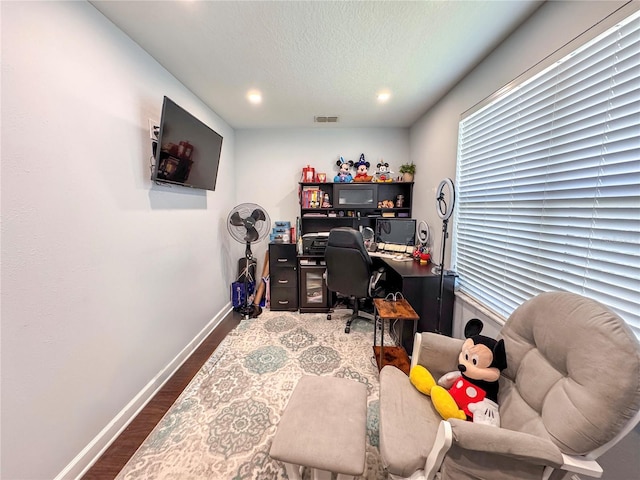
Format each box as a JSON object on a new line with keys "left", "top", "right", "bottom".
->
{"left": 453, "top": 9, "right": 640, "bottom": 337}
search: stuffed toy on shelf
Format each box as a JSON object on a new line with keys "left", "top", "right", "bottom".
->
{"left": 334, "top": 156, "right": 354, "bottom": 183}
{"left": 353, "top": 153, "right": 373, "bottom": 182}
{"left": 374, "top": 161, "right": 394, "bottom": 182}
{"left": 409, "top": 319, "right": 507, "bottom": 427}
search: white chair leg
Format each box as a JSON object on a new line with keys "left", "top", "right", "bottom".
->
{"left": 424, "top": 420, "right": 453, "bottom": 480}
{"left": 312, "top": 468, "right": 332, "bottom": 480}
{"left": 336, "top": 474, "right": 358, "bottom": 480}
{"left": 389, "top": 471, "right": 427, "bottom": 480}
{"left": 283, "top": 462, "right": 303, "bottom": 480}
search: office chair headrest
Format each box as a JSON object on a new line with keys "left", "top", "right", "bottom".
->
{"left": 328, "top": 227, "right": 365, "bottom": 250}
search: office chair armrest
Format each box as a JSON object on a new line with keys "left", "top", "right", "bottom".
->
{"left": 411, "top": 332, "right": 464, "bottom": 375}
{"left": 447, "top": 418, "right": 564, "bottom": 468}
{"left": 368, "top": 267, "right": 385, "bottom": 297}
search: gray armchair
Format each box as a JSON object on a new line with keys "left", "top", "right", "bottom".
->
{"left": 379, "top": 291, "right": 640, "bottom": 480}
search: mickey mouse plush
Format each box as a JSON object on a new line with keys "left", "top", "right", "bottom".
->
{"left": 334, "top": 156, "right": 354, "bottom": 183}
{"left": 374, "top": 161, "right": 393, "bottom": 182}
{"left": 353, "top": 153, "right": 373, "bottom": 182}
{"left": 410, "top": 319, "right": 507, "bottom": 427}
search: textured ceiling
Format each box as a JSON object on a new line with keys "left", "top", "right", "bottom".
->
{"left": 90, "top": 0, "right": 542, "bottom": 129}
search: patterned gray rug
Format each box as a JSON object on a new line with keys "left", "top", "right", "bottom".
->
{"left": 116, "top": 309, "right": 387, "bottom": 479}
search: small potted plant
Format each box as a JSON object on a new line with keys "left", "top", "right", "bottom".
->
{"left": 399, "top": 162, "right": 416, "bottom": 182}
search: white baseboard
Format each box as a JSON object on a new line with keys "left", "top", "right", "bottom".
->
{"left": 54, "top": 303, "right": 233, "bottom": 480}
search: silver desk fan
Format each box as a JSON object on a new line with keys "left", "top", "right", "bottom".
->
{"left": 227, "top": 203, "right": 271, "bottom": 318}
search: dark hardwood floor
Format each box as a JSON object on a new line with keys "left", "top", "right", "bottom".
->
{"left": 82, "top": 312, "right": 241, "bottom": 479}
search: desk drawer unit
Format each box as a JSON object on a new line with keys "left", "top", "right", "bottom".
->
{"left": 269, "top": 243, "right": 298, "bottom": 311}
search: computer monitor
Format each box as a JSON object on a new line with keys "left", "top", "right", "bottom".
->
{"left": 375, "top": 218, "right": 416, "bottom": 246}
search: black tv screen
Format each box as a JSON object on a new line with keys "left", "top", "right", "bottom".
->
{"left": 375, "top": 218, "right": 416, "bottom": 246}
{"left": 152, "top": 96, "right": 223, "bottom": 191}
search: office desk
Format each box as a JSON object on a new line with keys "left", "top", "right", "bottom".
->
{"left": 374, "top": 258, "right": 455, "bottom": 353}
{"left": 276, "top": 240, "right": 455, "bottom": 353}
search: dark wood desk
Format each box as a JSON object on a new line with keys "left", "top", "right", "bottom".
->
{"left": 274, "top": 242, "right": 455, "bottom": 355}
{"left": 374, "top": 258, "right": 455, "bottom": 353}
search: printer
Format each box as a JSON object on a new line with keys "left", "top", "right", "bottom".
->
{"left": 302, "top": 232, "right": 330, "bottom": 255}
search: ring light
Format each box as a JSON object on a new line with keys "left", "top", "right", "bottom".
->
{"left": 434, "top": 178, "right": 456, "bottom": 333}
{"left": 436, "top": 178, "right": 455, "bottom": 220}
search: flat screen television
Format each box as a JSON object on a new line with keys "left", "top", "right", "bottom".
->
{"left": 152, "top": 96, "right": 223, "bottom": 191}
{"left": 375, "top": 218, "right": 416, "bottom": 246}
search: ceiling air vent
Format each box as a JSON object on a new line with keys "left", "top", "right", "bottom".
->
{"left": 314, "top": 116, "right": 339, "bottom": 123}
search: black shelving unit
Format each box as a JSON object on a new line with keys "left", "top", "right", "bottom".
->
{"left": 299, "top": 182, "right": 414, "bottom": 235}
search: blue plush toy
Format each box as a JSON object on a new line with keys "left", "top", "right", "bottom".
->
{"left": 334, "top": 156, "right": 354, "bottom": 183}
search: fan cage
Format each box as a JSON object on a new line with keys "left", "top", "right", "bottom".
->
{"left": 227, "top": 203, "right": 271, "bottom": 245}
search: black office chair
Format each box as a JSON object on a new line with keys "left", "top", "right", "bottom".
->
{"left": 325, "top": 227, "right": 384, "bottom": 333}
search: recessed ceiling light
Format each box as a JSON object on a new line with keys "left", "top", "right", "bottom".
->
{"left": 247, "top": 90, "right": 262, "bottom": 104}
{"left": 377, "top": 91, "right": 391, "bottom": 102}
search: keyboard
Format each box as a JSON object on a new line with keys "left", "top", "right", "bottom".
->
{"left": 369, "top": 251, "right": 414, "bottom": 262}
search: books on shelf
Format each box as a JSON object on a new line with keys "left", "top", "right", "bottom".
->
{"left": 300, "top": 186, "right": 326, "bottom": 208}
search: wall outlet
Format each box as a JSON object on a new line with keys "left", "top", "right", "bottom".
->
{"left": 148, "top": 119, "right": 159, "bottom": 141}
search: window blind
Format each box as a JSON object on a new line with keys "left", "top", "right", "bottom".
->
{"left": 453, "top": 10, "right": 640, "bottom": 337}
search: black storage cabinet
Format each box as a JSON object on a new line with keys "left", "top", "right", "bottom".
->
{"left": 269, "top": 243, "right": 299, "bottom": 311}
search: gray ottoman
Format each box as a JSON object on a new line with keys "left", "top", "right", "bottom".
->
{"left": 270, "top": 375, "right": 367, "bottom": 480}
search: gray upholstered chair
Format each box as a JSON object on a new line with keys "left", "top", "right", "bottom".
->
{"left": 379, "top": 291, "right": 640, "bottom": 480}
{"left": 325, "top": 227, "right": 383, "bottom": 333}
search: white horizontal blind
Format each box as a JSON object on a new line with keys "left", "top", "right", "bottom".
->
{"left": 454, "top": 10, "right": 640, "bottom": 337}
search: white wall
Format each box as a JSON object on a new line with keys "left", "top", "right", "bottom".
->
{"left": 409, "top": 1, "right": 638, "bottom": 478}
{"left": 235, "top": 128, "right": 410, "bottom": 265}
{"left": 1, "top": 2, "right": 241, "bottom": 479}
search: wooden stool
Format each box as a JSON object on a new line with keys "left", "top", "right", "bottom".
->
{"left": 373, "top": 297, "right": 419, "bottom": 373}
{"left": 270, "top": 375, "right": 367, "bottom": 480}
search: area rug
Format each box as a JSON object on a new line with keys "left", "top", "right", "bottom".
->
{"left": 116, "top": 309, "right": 389, "bottom": 479}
